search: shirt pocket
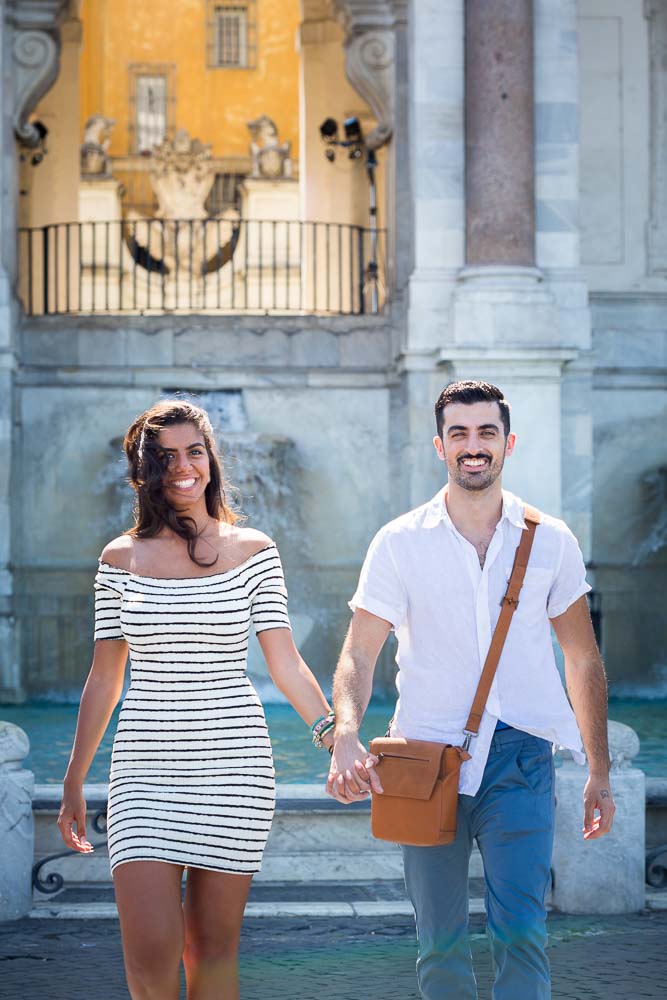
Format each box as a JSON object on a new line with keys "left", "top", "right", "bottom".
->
{"left": 503, "top": 566, "right": 552, "bottom": 621}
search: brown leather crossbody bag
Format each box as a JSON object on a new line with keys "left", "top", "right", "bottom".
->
{"left": 369, "top": 506, "right": 541, "bottom": 847}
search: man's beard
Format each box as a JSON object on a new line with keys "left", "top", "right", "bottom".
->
{"left": 448, "top": 453, "right": 504, "bottom": 492}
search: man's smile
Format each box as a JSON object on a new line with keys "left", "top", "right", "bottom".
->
{"left": 459, "top": 456, "right": 490, "bottom": 470}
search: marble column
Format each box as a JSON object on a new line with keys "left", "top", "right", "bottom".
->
{"left": 446, "top": 0, "right": 586, "bottom": 519}
{"left": 465, "top": 0, "right": 535, "bottom": 266}
{"left": 0, "top": 0, "right": 20, "bottom": 702}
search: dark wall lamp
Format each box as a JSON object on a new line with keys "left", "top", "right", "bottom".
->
{"left": 318, "top": 115, "right": 379, "bottom": 312}
{"left": 20, "top": 119, "right": 49, "bottom": 166}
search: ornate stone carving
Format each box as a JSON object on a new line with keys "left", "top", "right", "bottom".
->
{"left": 608, "top": 720, "right": 641, "bottom": 770}
{"left": 150, "top": 128, "right": 216, "bottom": 221}
{"left": 125, "top": 128, "right": 238, "bottom": 282}
{"left": 12, "top": 30, "right": 59, "bottom": 146}
{"left": 344, "top": 30, "right": 394, "bottom": 149}
{"left": 247, "top": 116, "right": 293, "bottom": 179}
{"left": 80, "top": 113, "right": 116, "bottom": 177}
{"left": 332, "top": 0, "right": 404, "bottom": 151}
{"left": 6, "top": 1, "right": 68, "bottom": 147}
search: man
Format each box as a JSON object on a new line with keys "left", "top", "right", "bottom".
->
{"left": 328, "top": 380, "right": 615, "bottom": 999}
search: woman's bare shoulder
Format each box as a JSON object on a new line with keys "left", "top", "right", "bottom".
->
{"left": 100, "top": 535, "right": 135, "bottom": 572}
{"left": 226, "top": 526, "right": 274, "bottom": 559}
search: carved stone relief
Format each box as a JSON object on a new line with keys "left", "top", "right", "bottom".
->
{"left": 343, "top": 30, "right": 394, "bottom": 150}
{"left": 6, "top": 0, "right": 68, "bottom": 147}
{"left": 80, "top": 113, "right": 116, "bottom": 177}
{"left": 149, "top": 128, "right": 216, "bottom": 222}
{"left": 247, "top": 116, "right": 293, "bottom": 179}
{"left": 333, "top": 0, "right": 406, "bottom": 150}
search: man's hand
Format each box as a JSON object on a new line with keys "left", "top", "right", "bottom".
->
{"left": 326, "top": 731, "right": 383, "bottom": 804}
{"left": 582, "top": 773, "right": 615, "bottom": 840}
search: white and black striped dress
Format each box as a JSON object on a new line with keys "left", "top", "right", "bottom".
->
{"left": 93, "top": 543, "right": 291, "bottom": 875}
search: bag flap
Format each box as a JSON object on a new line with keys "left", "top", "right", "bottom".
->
{"left": 369, "top": 737, "right": 447, "bottom": 801}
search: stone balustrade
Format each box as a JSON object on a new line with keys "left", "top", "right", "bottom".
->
{"left": 0, "top": 722, "right": 35, "bottom": 920}
{"left": 551, "top": 721, "right": 646, "bottom": 913}
{"left": 0, "top": 719, "right": 660, "bottom": 919}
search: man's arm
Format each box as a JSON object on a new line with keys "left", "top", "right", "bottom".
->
{"left": 327, "top": 608, "right": 391, "bottom": 804}
{"left": 550, "top": 595, "right": 616, "bottom": 840}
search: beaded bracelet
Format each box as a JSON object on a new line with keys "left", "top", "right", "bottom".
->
{"left": 313, "top": 720, "right": 335, "bottom": 749}
{"left": 311, "top": 711, "right": 334, "bottom": 737}
{"left": 311, "top": 710, "right": 335, "bottom": 749}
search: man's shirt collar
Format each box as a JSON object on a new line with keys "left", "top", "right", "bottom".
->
{"left": 422, "top": 487, "right": 528, "bottom": 532}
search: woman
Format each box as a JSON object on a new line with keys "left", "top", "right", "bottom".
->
{"left": 58, "top": 399, "right": 335, "bottom": 1000}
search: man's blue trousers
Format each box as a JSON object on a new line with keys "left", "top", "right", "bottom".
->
{"left": 402, "top": 727, "right": 556, "bottom": 999}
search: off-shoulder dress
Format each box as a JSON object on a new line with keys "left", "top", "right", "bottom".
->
{"left": 93, "top": 543, "right": 291, "bottom": 874}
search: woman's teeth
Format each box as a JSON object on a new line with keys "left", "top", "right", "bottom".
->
{"left": 172, "top": 478, "right": 196, "bottom": 489}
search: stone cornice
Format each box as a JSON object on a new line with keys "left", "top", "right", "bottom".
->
{"left": 334, "top": 0, "right": 407, "bottom": 35}
{"left": 6, "top": 0, "right": 68, "bottom": 30}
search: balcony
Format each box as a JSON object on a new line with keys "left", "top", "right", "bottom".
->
{"left": 17, "top": 218, "right": 387, "bottom": 318}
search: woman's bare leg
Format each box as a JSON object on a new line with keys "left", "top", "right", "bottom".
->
{"left": 183, "top": 868, "right": 253, "bottom": 1000}
{"left": 114, "top": 860, "right": 185, "bottom": 1000}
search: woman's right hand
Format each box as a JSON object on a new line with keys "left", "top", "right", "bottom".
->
{"left": 57, "top": 785, "right": 94, "bottom": 853}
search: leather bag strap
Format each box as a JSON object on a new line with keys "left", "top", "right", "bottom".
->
{"left": 463, "top": 504, "right": 542, "bottom": 740}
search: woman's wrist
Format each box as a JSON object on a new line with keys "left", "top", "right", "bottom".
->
{"left": 310, "top": 710, "right": 335, "bottom": 749}
{"left": 63, "top": 770, "right": 85, "bottom": 791}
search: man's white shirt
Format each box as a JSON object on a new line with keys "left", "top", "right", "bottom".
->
{"left": 350, "top": 488, "right": 588, "bottom": 795}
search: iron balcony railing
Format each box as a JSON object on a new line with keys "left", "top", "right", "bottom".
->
{"left": 17, "top": 218, "right": 386, "bottom": 317}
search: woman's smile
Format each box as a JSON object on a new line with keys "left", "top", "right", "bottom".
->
{"left": 168, "top": 476, "right": 198, "bottom": 491}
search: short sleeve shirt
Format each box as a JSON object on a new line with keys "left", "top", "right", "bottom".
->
{"left": 350, "top": 489, "right": 588, "bottom": 795}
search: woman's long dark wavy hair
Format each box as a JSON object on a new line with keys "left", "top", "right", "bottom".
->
{"left": 123, "top": 399, "right": 238, "bottom": 567}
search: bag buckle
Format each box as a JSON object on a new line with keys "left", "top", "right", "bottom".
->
{"left": 462, "top": 731, "right": 477, "bottom": 752}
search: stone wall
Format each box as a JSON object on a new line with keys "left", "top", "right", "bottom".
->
{"left": 14, "top": 312, "right": 401, "bottom": 698}
{"left": 590, "top": 295, "right": 667, "bottom": 690}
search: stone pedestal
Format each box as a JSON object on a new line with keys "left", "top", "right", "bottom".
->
{"left": 240, "top": 177, "right": 300, "bottom": 224}
{"left": 78, "top": 176, "right": 123, "bottom": 226}
{"left": 0, "top": 722, "right": 35, "bottom": 920}
{"left": 551, "top": 721, "right": 646, "bottom": 915}
{"left": 239, "top": 177, "right": 300, "bottom": 308}
{"left": 450, "top": 265, "right": 558, "bottom": 346}
{"left": 78, "top": 177, "right": 123, "bottom": 262}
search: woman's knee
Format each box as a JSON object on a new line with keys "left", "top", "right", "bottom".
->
{"left": 121, "top": 920, "right": 184, "bottom": 995}
{"left": 184, "top": 925, "right": 241, "bottom": 964}
{"left": 124, "top": 947, "right": 181, "bottom": 999}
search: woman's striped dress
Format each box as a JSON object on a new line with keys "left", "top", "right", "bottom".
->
{"left": 93, "top": 543, "right": 291, "bottom": 875}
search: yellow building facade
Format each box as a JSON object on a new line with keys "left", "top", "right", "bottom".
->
{"left": 19, "top": 0, "right": 385, "bottom": 282}
{"left": 79, "top": 0, "right": 301, "bottom": 162}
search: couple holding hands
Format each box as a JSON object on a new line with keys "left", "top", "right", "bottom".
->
{"left": 59, "top": 380, "right": 614, "bottom": 999}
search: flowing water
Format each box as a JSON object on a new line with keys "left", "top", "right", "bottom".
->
{"left": 1, "top": 698, "right": 664, "bottom": 784}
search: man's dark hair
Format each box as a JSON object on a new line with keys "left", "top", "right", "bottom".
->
{"left": 434, "top": 381, "right": 511, "bottom": 439}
